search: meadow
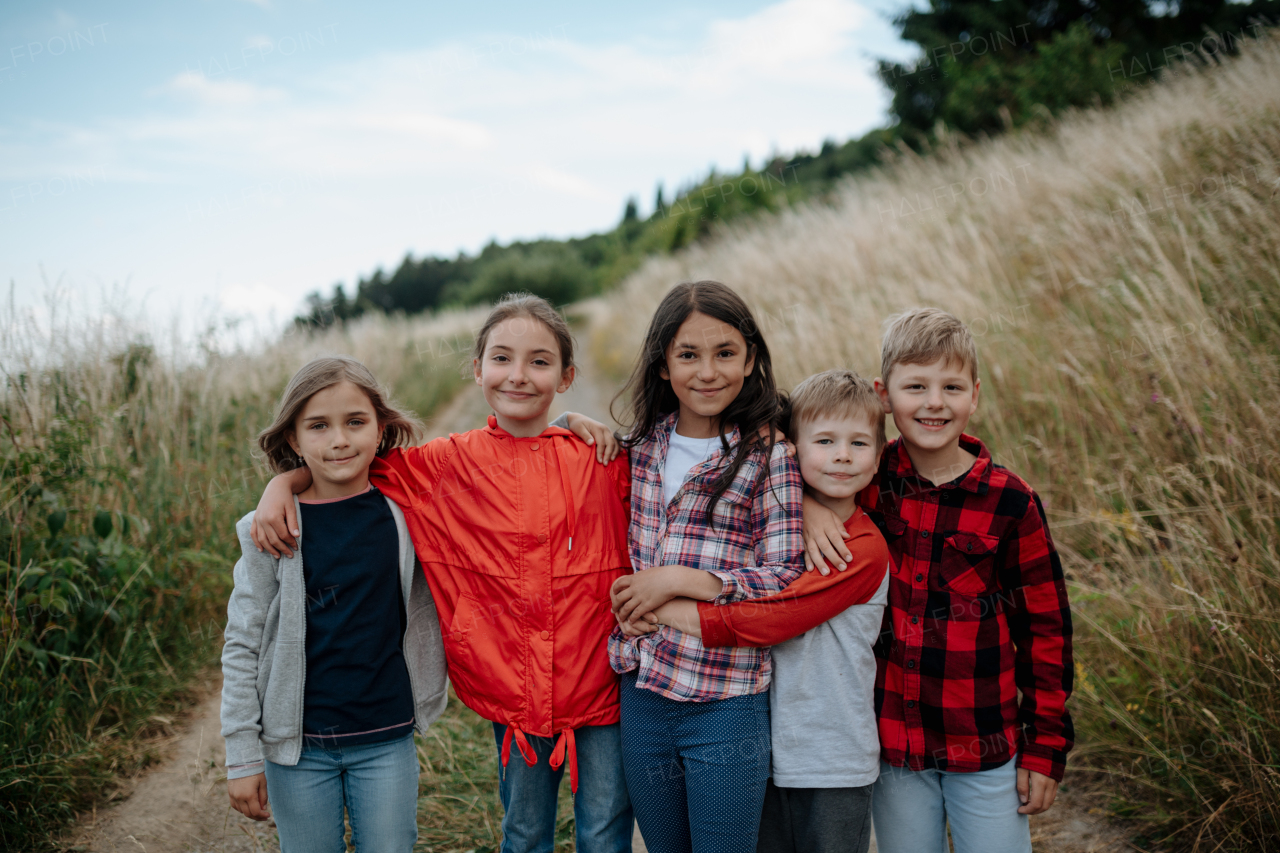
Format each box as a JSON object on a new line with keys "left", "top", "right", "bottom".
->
{"left": 585, "top": 32, "right": 1280, "bottom": 851}
{"left": 4, "top": 29, "right": 1279, "bottom": 853}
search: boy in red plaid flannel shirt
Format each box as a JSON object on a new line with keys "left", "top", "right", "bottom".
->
{"left": 804, "top": 308, "right": 1073, "bottom": 853}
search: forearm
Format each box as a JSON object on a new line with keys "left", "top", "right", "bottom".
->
{"left": 700, "top": 552, "right": 887, "bottom": 648}
{"left": 653, "top": 598, "right": 702, "bottom": 637}
{"left": 276, "top": 466, "right": 312, "bottom": 494}
{"left": 667, "top": 565, "right": 724, "bottom": 600}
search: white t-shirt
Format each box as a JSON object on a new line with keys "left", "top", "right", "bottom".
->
{"left": 663, "top": 428, "right": 720, "bottom": 505}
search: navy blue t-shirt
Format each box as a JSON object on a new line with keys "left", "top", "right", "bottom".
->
{"left": 299, "top": 486, "right": 414, "bottom": 746}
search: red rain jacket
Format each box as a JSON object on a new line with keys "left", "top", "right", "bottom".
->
{"left": 369, "top": 416, "right": 631, "bottom": 788}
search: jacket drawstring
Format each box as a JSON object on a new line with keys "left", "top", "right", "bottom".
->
{"left": 499, "top": 724, "right": 581, "bottom": 794}
{"left": 549, "top": 727, "right": 579, "bottom": 794}
{"left": 553, "top": 438, "right": 577, "bottom": 552}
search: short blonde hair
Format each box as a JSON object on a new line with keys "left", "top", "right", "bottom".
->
{"left": 257, "top": 356, "right": 422, "bottom": 473}
{"left": 880, "top": 307, "right": 978, "bottom": 383}
{"left": 785, "top": 369, "right": 886, "bottom": 454}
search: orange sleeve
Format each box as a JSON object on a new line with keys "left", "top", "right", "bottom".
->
{"left": 698, "top": 528, "right": 889, "bottom": 648}
{"left": 369, "top": 437, "right": 453, "bottom": 508}
{"left": 607, "top": 449, "right": 632, "bottom": 523}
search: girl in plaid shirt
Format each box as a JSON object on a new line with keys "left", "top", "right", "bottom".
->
{"left": 563, "top": 281, "right": 805, "bottom": 853}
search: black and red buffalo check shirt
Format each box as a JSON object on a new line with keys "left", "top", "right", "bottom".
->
{"left": 861, "top": 435, "right": 1074, "bottom": 782}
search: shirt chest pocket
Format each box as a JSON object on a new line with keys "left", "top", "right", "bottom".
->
{"left": 940, "top": 531, "right": 1000, "bottom": 597}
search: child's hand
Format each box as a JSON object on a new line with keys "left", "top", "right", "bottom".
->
{"left": 564, "top": 412, "right": 620, "bottom": 464}
{"left": 616, "top": 610, "right": 660, "bottom": 637}
{"left": 755, "top": 424, "right": 793, "bottom": 456}
{"left": 611, "top": 566, "right": 722, "bottom": 624}
{"left": 249, "top": 468, "right": 311, "bottom": 558}
{"left": 1016, "top": 767, "right": 1059, "bottom": 815}
{"left": 802, "top": 494, "right": 851, "bottom": 574}
{"left": 228, "top": 772, "right": 271, "bottom": 821}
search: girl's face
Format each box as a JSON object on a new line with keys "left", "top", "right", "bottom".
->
{"left": 286, "top": 380, "right": 383, "bottom": 498}
{"left": 474, "top": 315, "right": 574, "bottom": 438}
{"left": 659, "top": 310, "right": 755, "bottom": 438}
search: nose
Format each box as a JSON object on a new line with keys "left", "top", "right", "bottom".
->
{"left": 925, "top": 386, "right": 944, "bottom": 409}
{"left": 695, "top": 356, "right": 717, "bottom": 381}
{"left": 509, "top": 361, "right": 528, "bottom": 384}
{"left": 833, "top": 443, "right": 852, "bottom": 462}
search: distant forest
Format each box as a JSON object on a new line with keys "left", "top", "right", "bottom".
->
{"left": 296, "top": 0, "right": 1279, "bottom": 329}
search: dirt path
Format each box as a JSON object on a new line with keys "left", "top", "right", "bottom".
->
{"left": 65, "top": 334, "right": 1127, "bottom": 853}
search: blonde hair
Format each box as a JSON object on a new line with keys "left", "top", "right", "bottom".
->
{"left": 472, "top": 293, "right": 575, "bottom": 372}
{"left": 785, "top": 369, "right": 887, "bottom": 454}
{"left": 257, "top": 356, "right": 422, "bottom": 473}
{"left": 880, "top": 307, "right": 978, "bottom": 383}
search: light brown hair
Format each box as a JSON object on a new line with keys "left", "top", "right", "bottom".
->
{"left": 472, "top": 293, "right": 575, "bottom": 374}
{"left": 257, "top": 355, "right": 422, "bottom": 473}
{"left": 879, "top": 307, "right": 978, "bottom": 384}
{"left": 785, "top": 369, "right": 886, "bottom": 454}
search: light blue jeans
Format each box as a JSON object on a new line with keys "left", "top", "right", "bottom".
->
{"left": 870, "top": 758, "right": 1031, "bottom": 853}
{"left": 492, "top": 723, "right": 633, "bottom": 853}
{"left": 264, "top": 734, "right": 418, "bottom": 853}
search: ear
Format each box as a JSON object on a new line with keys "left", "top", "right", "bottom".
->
{"left": 874, "top": 378, "right": 892, "bottom": 413}
{"left": 286, "top": 429, "right": 301, "bottom": 457}
{"left": 556, "top": 364, "right": 576, "bottom": 394}
{"left": 744, "top": 345, "right": 756, "bottom": 377}
{"left": 658, "top": 360, "right": 670, "bottom": 382}
{"left": 969, "top": 378, "right": 981, "bottom": 415}
{"left": 473, "top": 358, "right": 483, "bottom": 385}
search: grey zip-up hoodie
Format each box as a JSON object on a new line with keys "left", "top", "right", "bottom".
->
{"left": 220, "top": 496, "right": 449, "bottom": 779}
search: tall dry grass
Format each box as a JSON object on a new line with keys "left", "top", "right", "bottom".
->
{"left": 0, "top": 298, "right": 477, "bottom": 849}
{"left": 588, "top": 34, "right": 1280, "bottom": 851}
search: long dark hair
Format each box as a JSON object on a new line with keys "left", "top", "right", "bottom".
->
{"left": 613, "top": 281, "right": 782, "bottom": 524}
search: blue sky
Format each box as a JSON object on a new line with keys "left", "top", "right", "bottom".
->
{"left": 0, "top": 0, "right": 916, "bottom": 329}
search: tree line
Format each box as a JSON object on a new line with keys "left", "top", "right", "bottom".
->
{"left": 295, "top": 0, "right": 1278, "bottom": 330}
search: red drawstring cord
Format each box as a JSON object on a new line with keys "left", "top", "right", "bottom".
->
{"left": 548, "top": 727, "right": 579, "bottom": 793}
{"left": 500, "top": 725, "right": 580, "bottom": 794}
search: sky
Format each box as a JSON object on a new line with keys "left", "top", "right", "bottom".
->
{"left": 0, "top": 0, "right": 917, "bottom": 332}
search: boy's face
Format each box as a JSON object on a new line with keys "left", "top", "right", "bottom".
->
{"left": 794, "top": 411, "right": 880, "bottom": 503}
{"left": 877, "top": 357, "right": 980, "bottom": 455}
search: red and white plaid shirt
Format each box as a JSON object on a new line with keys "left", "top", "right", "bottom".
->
{"left": 863, "top": 435, "right": 1074, "bottom": 781}
{"left": 610, "top": 412, "right": 804, "bottom": 701}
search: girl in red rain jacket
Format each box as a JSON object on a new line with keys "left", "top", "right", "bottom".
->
{"left": 251, "top": 294, "right": 634, "bottom": 853}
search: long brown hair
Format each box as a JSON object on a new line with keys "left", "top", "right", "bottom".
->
{"left": 615, "top": 280, "right": 782, "bottom": 524}
{"left": 257, "top": 356, "right": 422, "bottom": 473}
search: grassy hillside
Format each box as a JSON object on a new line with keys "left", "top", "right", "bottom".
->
{"left": 0, "top": 304, "right": 478, "bottom": 849}
{"left": 585, "top": 34, "right": 1280, "bottom": 851}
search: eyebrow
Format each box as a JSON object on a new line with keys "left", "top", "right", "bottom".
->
{"left": 488, "top": 344, "right": 558, "bottom": 356}
{"left": 673, "top": 339, "right": 736, "bottom": 350}
{"left": 302, "top": 410, "right": 371, "bottom": 423}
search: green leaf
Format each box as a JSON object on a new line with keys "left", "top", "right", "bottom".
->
{"left": 46, "top": 510, "right": 67, "bottom": 537}
{"left": 92, "top": 511, "right": 113, "bottom": 540}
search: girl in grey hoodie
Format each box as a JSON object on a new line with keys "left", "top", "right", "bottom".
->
{"left": 220, "top": 356, "right": 448, "bottom": 852}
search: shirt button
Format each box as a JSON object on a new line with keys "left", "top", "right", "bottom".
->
{"left": 531, "top": 442, "right": 540, "bottom": 450}
{"left": 536, "top": 533, "right": 547, "bottom": 544}
{"left": 907, "top": 659, "right": 916, "bottom": 669}
{"left": 911, "top": 615, "right": 919, "bottom": 624}
{"left": 907, "top": 700, "right": 916, "bottom": 708}
{"left": 919, "top": 530, "right": 927, "bottom": 538}
{"left": 540, "top": 630, "right": 550, "bottom": 640}
{"left": 915, "top": 573, "right": 923, "bottom": 583}
{"left": 542, "top": 723, "right": 550, "bottom": 733}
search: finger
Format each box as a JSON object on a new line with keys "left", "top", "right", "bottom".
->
{"left": 261, "top": 527, "right": 288, "bottom": 560}
{"left": 286, "top": 501, "right": 299, "bottom": 540}
{"left": 817, "top": 537, "right": 847, "bottom": 572}
{"left": 805, "top": 538, "right": 829, "bottom": 575}
{"left": 250, "top": 517, "right": 263, "bottom": 552}
{"left": 1016, "top": 767, "right": 1029, "bottom": 804}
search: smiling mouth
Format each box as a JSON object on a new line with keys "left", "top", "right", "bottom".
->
{"left": 916, "top": 418, "right": 949, "bottom": 427}
{"left": 501, "top": 390, "right": 536, "bottom": 399}
{"left": 692, "top": 387, "right": 725, "bottom": 397}
{"left": 328, "top": 454, "right": 358, "bottom": 464}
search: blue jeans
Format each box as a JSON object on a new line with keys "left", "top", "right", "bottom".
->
{"left": 264, "top": 734, "right": 419, "bottom": 853}
{"left": 492, "top": 723, "right": 633, "bottom": 853}
{"left": 619, "top": 671, "right": 771, "bottom": 853}
{"left": 870, "top": 758, "right": 1031, "bottom": 853}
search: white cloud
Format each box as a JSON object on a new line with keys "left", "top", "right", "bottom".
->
{"left": 165, "top": 71, "right": 286, "bottom": 106}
